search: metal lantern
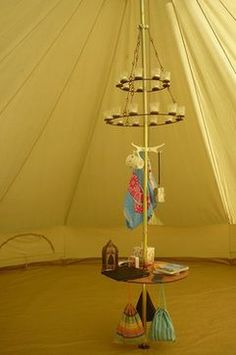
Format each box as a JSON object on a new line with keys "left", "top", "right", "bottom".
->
{"left": 102, "top": 240, "right": 119, "bottom": 271}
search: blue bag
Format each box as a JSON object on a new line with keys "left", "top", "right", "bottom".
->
{"left": 149, "top": 285, "right": 176, "bottom": 342}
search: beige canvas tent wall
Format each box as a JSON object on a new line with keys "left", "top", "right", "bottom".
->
{"left": 0, "top": 0, "right": 235, "bottom": 267}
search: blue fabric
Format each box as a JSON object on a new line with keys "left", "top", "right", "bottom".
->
{"left": 124, "top": 168, "right": 157, "bottom": 229}
{"left": 149, "top": 308, "right": 176, "bottom": 342}
{"left": 149, "top": 285, "right": 176, "bottom": 342}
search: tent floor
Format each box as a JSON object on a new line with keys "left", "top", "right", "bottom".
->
{"left": 0, "top": 260, "right": 235, "bottom": 355}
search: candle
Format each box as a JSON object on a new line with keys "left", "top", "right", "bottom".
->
{"left": 136, "top": 86, "right": 143, "bottom": 92}
{"left": 134, "top": 67, "right": 143, "bottom": 80}
{"left": 162, "top": 71, "right": 171, "bottom": 83}
{"left": 120, "top": 72, "right": 128, "bottom": 83}
{"left": 177, "top": 105, "right": 185, "bottom": 117}
{"left": 131, "top": 246, "right": 155, "bottom": 266}
{"left": 152, "top": 82, "right": 161, "bottom": 91}
{"left": 116, "top": 82, "right": 122, "bottom": 88}
{"left": 151, "top": 67, "right": 161, "bottom": 80}
{"left": 129, "top": 103, "right": 138, "bottom": 116}
{"left": 168, "top": 103, "right": 177, "bottom": 115}
{"left": 112, "top": 107, "right": 121, "bottom": 118}
{"left": 147, "top": 247, "right": 155, "bottom": 265}
{"left": 104, "top": 111, "right": 112, "bottom": 121}
{"left": 165, "top": 118, "right": 174, "bottom": 124}
{"left": 123, "top": 83, "right": 129, "bottom": 91}
{"left": 149, "top": 117, "right": 157, "bottom": 126}
{"left": 133, "top": 117, "right": 140, "bottom": 126}
{"left": 150, "top": 102, "right": 160, "bottom": 114}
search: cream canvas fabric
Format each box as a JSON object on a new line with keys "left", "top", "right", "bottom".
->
{"left": 0, "top": 0, "right": 235, "bottom": 263}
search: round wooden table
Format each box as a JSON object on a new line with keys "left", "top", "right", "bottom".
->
{"left": 102, "top": 262, "right": 189, "bottom": 349}
{"left": 127, "top": 269, "right": 189, "bottom": 284}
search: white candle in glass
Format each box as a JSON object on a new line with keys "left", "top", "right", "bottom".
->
{"left": 135, "top": 67, "right": 143, "bottom": 79}
{"left": 177, "top": 105, "right": 185, "bottom": 117}
{"left": 116, "top": 81, "right": 122, "bottom": 88}
{"left": 152, "top": 82, "right": 161, "bottom": 91}
{"left": 150, "top": 116, "right": 157, "bottom": 125}
{"left": 168, "top": 103, "right": 177, "bottom": 115}
{"left": 104, "top": 111, "right": 112, "bottom": 121}
{"left": 123, "top": 83, "right": 129, "bottom": 91}
{"left": 117, "top": 119, "right": 123, "bottom": 125}
{"left": 147, "top": 247, "right": 155, "bottom": 265}
{"left": 137, "top": 86, "right": 143, "bottom": 92}
{"left": 161, "top": 71, "right": 171, "bottom": 82}
{"left": 151, "top": 67, "right": 161, "bottom": 80}
{"left": 129, "top": 103, "right": 138, "bottom": 115}
{"left": 120, "top": 72, "right": 128, "bottom": 83}
{"left": 112, "top": 107, "right": 121, "bottom": 118}
{"left": 150, "top": 102, "right": 160, "bottom": 114}
{"left": 133, "top": 117, "right": 140, "bottom": 126}
{"left": 165, "top": 118, "right": 174, "bottom": 124}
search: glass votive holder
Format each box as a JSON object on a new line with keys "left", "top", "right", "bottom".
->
{"left": 151, "top": 67, "right": 161, "bottom": 80}
{"left": 136, "top": 86, "right": 143, "bottom": 92}
{"left": 168, "top": 103, "right": 177, "bottom": 115}
{"left": 152, "top": 82, "right": 161, "bottom": 91}
{"left": 149, "top": 117, "right": 157, "bottom": 126}
{"left": 132, "top": 117, "right": 140, "bottom": 126}
{"left": 120, "top": 72, "right": 129, "bottom": 83}
{"left": 177, "top": 105, "right": 185, "bottom": 117}
{"left": 150, "top": 102, "right": 160, "bottom": 114}
{"left": 112, "top": 107, "right": 122, "bottom": 118}
{"left": 128, "top": 103, "right": 138, "bottom": 116}
{"left": 117, "top": 119, "right": 124, "bottom": 126}
{"left": 147, "top": 247, "right": 155, "bottom": 266}
{"left": 161, "top": 71, "right": 171, "bottom": 83}
{"left": 104, "top": 111, "right": 113, "bottom": 121}
{"left": 134, "top": 67, "right": 143, "bottom": 80}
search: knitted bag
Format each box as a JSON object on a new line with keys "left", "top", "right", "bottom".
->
{"left": 149, "top": 285, "right": 176, "bottom": 342}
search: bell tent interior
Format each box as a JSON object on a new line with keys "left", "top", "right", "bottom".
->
{"left": 0, "top": 0, "right": 235, "bottom": 354}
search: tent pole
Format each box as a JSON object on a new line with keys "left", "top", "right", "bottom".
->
{"left": 139, "top": 0, "right": 149, "bottom": 348}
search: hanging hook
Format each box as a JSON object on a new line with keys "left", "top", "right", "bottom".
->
{"left": 131, "top": 142, "right": 165, "bottom": 154}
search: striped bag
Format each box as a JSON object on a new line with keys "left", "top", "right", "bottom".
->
{"left": 149, "top": 285, "right": 176, "bottom": 342}
{"left": 115, "top": 303, "right": 145, "bottom": 345}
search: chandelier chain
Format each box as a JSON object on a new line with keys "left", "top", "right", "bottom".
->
{"left": 123, "top": 31, "right": 141, "bottom": 122}
{"left": 147, "top": 28, "right": 163, "bottom": 70}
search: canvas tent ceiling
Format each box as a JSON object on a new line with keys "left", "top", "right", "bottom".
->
{"left": 0, "top": 0, "right": 235, "bottom": 263}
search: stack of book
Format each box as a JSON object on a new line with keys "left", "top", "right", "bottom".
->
{"left": 153, "top": 262, "right": 189, "bottom": 275}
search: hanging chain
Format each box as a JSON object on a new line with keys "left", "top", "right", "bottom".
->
{"left": 122, "top": 26, "right": 178, "bottom": 125}
{"left": 147, "top": 28, "right": 164, "bottom": 70}
{"left": 148, "top": 28, "right": 176, "bottom": 103}
{"left": 123, "top": 30, "right": 141, "bottom": 123}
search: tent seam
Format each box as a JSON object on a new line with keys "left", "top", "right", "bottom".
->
{"left": 0, "top": 0, "right": 86, "bottom": 202}
{"left": 0, "top": 0, "right": 63, "bottom": 65}
{"left": 64, "top": 0, "right": 129, "bottom": 225}
{"left": 218, "top": 0, "right": 236, "bottom": 22}
{"left": 196, "top": 0, "right": 235, "bottom": 74}
{"left": 0, "top": 0, "right": 84, "bottom": 119}
{"left": 171, "top": 0, "right": 232, "bottom": 224}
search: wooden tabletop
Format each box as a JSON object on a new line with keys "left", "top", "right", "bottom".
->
{"left": 127, "top": 269, "right": 189, "bottom": 284}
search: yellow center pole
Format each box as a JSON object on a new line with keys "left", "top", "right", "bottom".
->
{"left": 139, "top": 0, "right": 149, "bottom": 348}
